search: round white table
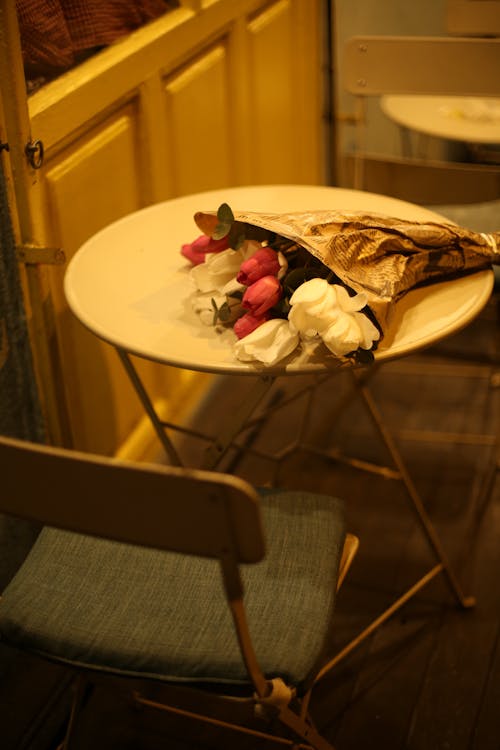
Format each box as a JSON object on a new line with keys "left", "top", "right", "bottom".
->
{"left": 64, "top": 184, "right": 493, "bottom": 377}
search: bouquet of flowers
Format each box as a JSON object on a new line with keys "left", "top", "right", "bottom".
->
{"left": 180, "top": 203, "right": 499, "bottom": 367}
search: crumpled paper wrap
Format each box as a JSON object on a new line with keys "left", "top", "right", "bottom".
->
{"left": 195, "top": 208, "right": 499, "bottom": 333}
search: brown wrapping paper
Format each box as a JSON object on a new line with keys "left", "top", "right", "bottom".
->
{"left": 195, "top": 208, "right": 499, "bottom": 333}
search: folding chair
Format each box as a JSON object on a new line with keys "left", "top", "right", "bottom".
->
{"left": 0, "top": 435, "right": 358, "bottom": 749}
{"left": 336, "top": 13, "right": 500, "bottom": 527}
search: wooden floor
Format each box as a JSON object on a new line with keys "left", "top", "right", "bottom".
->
{"left": 3, "top": 297, "right": 500, "bottom": 750}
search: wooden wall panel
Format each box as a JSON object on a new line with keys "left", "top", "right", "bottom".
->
{"left": 42, "top": 106, "right": 152, "bottom": 452}
{"left": 164, "top": 43, "right": 233, "bottom": 195}
{"left": 45, "top": 108, "right": 142, "bottom": 283}
{"left": 247, "top": 0, "right": 296, "bottom": 183}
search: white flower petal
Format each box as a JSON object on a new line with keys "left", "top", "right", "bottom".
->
{"left": 353, "top": 312, "right": 380, "bottom": 349}
{"left": 335, "top": 285, "right": 368, "bottom": 313}
{"left": 322, "top": 313, "right": 363, "bottom": 356}
{"left": 191, "top": 249, "right": 245, "bottom": 293}
{"left": 277, "top": 251, "right": 288, "bottom": 280}
{"left": 234, "top": 319, "right": 299, "bottom": 366}
{"left": 289, "top": 277, "right": 329, "bottom": 305}
{"left": 289, "top": 278, "right": 339, "bottom": 334}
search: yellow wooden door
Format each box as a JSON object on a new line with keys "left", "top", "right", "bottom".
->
{"left": 0, "top": 0, "right": 326, "bottom": 458}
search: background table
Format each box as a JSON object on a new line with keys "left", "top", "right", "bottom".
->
{"left": 381, "top": 95, "right": 500, "bottom": 163}
{"left": 381, "top": 95, "right": 500, "bottom": 146}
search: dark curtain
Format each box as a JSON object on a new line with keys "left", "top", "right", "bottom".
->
{"left": 0, "top": 158, "right": 45, "bottom": 591}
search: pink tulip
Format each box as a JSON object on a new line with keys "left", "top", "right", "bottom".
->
{"left": 181, "top": 234, "right": 230, "bottom": 266}
{"left": 234, "top": 312, "right": 270, "bottom": 339}
{"left": 237, "top": 246, "right": 280, "bottom": 285}
{"left": 242, "top": 275, "right": 282, "bottom": 317}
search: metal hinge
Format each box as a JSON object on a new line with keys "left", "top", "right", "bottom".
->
{"left": 16, "top": 244, "right": 66, "bottom": 265}
{"left": 25, "top": 139, "right": 44, "bottom": 169}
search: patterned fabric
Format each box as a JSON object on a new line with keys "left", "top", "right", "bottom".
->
{"left": 0, "top": 490, "right": 345, "bottom": 689}
{"left": 0, "top": 161, "right": 44, "bottom": 593}
{"left": 0, "top": 163, "right": 44, "bottom": 442}
{"left": 16, "top": 0, "right": 179, "bottom": 74}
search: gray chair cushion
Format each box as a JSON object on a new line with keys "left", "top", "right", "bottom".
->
{"left": 0, "top": 490, "right": 345, "bottom": 689}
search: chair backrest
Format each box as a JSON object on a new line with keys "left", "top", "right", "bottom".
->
{"left": 0, "top": 434, "right": 265, "bottom": 565}
{"left": 340, "top": 24, "right": 500, "bottom": 200}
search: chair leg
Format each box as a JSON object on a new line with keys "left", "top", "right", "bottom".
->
{"left": 58, "top": 674, "right": 88, "bottom": 750}
{"left": 277, "top": 704, "right": 337, "bottom": 750}
{"left": 255, "top": 679, "right": 337, "bottom": 750}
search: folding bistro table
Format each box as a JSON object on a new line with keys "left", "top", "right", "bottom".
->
{"left": 64, "top": 184, "right": 494, "bottom": 665}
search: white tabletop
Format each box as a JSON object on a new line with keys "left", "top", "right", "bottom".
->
{"left": 381, "top": 95, "right": 500, "bottom": 145}
{"left": 64, "top": 185, "right": 493, "bottom": 376}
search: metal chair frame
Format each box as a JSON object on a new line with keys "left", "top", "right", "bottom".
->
{"left": 0, "top": 434, "right": 357, "bottom": 750}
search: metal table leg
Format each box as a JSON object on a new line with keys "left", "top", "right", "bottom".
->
{"left": 351, "top": 369, "right": 475, "bottom": 609}
{"left": 117, "top": 348, "right": 184, "bottom": 466}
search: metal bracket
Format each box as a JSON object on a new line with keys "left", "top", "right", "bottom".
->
{"left": 16, "top": 244, "right": 66, "bottom": 265}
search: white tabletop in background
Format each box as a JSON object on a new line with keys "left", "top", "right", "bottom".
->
{"left": 381, "top": 95, "right": 500, "bottom": 145}
{"left": 64, "top": 185, "right": 493, "bottom": 376}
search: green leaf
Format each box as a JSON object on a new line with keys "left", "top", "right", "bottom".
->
{"left": 353, "top": 348, "right": 375, "bottom": 365}
{"left": 227, "top": 288, "right": 243, "bottom": 300}
{"left": 218, "top": 302, "right": 231, "bottom": 322}
{"left": 272, "top": 298, "right": 291, "bottom": 317}
{"left": 210, "top": 297, "right": 232, "bottom": 325}
{"left": 217, "top": 203, "right": 234, "bottom": 225}
{"left": 210, "top": 204, "right": 235, "bottom": 240}
{"left": 211, "top": 297, "right": 219, "bottom": 326}
{"left": 212, "top": 222, "right": 231, "bottom": 240}
{"left": 282, "top": 266, "right": 319, "bottom": 293}
{"left": 233, "top": 233, "right": 246, "bottom": 249}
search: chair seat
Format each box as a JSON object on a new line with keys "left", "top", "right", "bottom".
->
{"left": 0, "top": 490, "right": 345, "bottom": 689}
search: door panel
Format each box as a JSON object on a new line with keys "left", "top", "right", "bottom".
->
{"left": 164, "top": 43, "right": 233, "bottom": 194}
{"left": 247, "top": 0, "right": 296, "bottom": 181}
{"left": 247, "top": 0, "right": 323, "bottom": 184}
{"left": 43, "top": 106, "right": 146, "bottom": 451}
{"left": 46, "top": 108, "right": 142, "bottom": 286}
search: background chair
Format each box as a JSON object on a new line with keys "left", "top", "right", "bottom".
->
{"left": 336, "top": 8, "right": 500, "bottom": 511}
{"left": 0, "top": 434, "right": 358, "bottom": 749}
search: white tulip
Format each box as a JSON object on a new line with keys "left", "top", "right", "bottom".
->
{"left": 191, "top": 248, "right": 245, "bottom": 293}
{"left": 322, "top": 312, "right": 364, "bottom": 356}
{"left": 322, "top": 311, "right": 380, "bottom": 356}
{"left": 289, "top": 278, "right": 339, "bottom": 336}
{"left": 234, "top": 319, "right": 299, "bottom": 366}
{"left": 289, "top": 278, "right": 380, "bottom": 358}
